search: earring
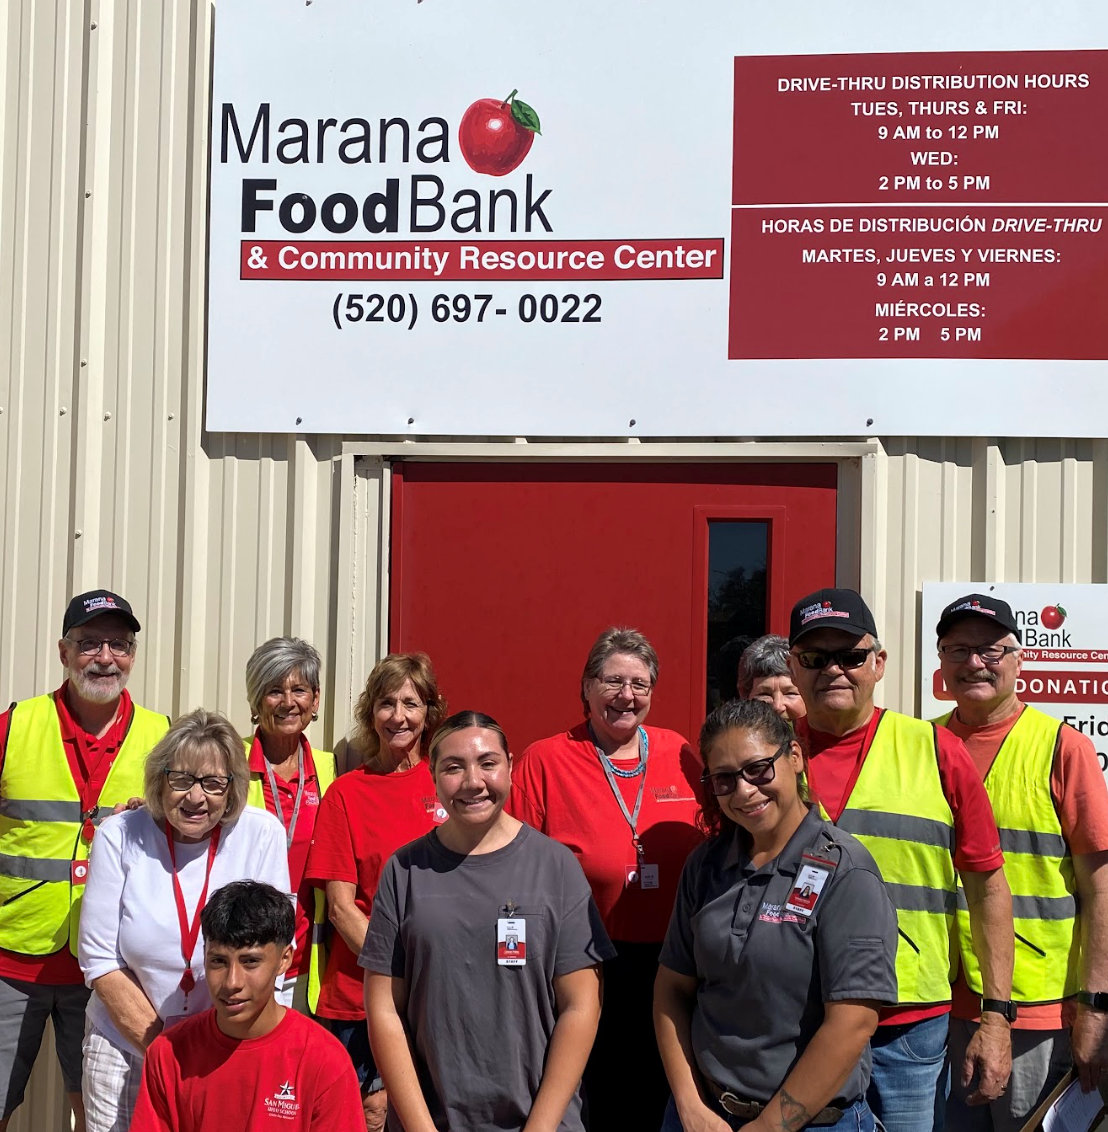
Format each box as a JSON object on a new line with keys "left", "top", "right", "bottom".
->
{"left": 250, "top": 715, "right": 258, "bottom": 725}
{"left": 312, "top": 712, "right": 319, "bottom": 721}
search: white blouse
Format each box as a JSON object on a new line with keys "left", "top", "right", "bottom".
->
{"left": 78, "top": 805, "right": 290, "bottom": 1056}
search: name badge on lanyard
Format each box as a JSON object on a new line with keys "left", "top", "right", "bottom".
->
{"left": 785, "top": 853, "right": 837, "bottom": 919}
{"left": 594, "top": 727, "right": 659, "bottom": 891}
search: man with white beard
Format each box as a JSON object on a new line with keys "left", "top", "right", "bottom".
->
{"left": 0, "top": 590, "right": 169, "bottom": 1132}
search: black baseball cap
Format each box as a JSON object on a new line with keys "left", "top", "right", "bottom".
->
{"left": 789, "top": 588, "right": 878, "bottom": 645}
{"left": 62, "top": 590, "right": 141, "bottom": 636}
{"left": 935, "top": 593, "right": 1021, "bottom": 643}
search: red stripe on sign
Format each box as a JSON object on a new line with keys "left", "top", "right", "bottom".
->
{"left": 239, "top": 239, "right": 726, "bottom": 281}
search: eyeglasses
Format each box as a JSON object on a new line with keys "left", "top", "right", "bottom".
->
{"left": 700, "top": 743, "right": 790, "bottom": 796}
{"left": 596, "top": 677, "right": 653, "bottom": 696}
{"left": 792, "top": 647, "right": 875, "bottom": 671}
{"left": 164, "top": 769, "right": 233, "bottom": 796}
{"left": 65, "top": 636, "right": 135, "bottom": 658}
{"left": 938, "top": 644, "right": 1020, "bottom": 664}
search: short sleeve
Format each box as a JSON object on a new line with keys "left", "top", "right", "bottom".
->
{"left": 253, "top": 812, "right": 292, "bottom": 894}
{"left": 358, "top": 855, "right": 405, "bottom": 977}
{"left": 305, "top": 782, "right": 358, "bottom": 886}
{"left": 1054, "top": 726, "right": 1108, "bottom": 855}
{"left": 507, "top": 747, "right": 546, "bottom": 829}
{"left": 815, "top": 864, "right": 898, "bottom": 1005}
{"left": 936, "top": 729, "right": 1005, "bottom": 872}
{"left": 658, "top": 847, "right": 703, "bottom": 978}
{"left": 78, "top": 814, "right": 128, "bottom": 983}
{"left": 553, "top": 849, "right": 616, "bottom": 976}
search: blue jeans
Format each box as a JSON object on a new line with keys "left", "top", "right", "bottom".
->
{"left": 868, "top": 1013, "right": 950, "bottom": 1132}
{"left": 326, "top": 1018, "right": 383, "bottom": 1094}
{"left": 661, "top": 1093, "right": 876, "bottom": 1131}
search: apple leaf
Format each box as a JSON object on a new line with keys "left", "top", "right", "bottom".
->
{"left": 1057, "top": 604, "right": 1068, "bottom": 618}
{"left": 511, "top": 99, "right": 542, "bottom": 134}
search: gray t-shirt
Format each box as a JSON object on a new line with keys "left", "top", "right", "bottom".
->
{"left": 359, "top": 822, "right": 616, "bottom": 1132}
{"left": 659, "top": 807, "right": 898, "bottom": 1106}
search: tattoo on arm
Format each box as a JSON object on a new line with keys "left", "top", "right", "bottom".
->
{"left": 776, "top": 1087, "right": 812, "bottom": 1132}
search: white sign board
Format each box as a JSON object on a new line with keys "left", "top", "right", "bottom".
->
{"left": 921, "top": 582, "right": 1108, "bottom": 777}
{"left": 207, "top": 1, "right": 1108, "bottom": 435}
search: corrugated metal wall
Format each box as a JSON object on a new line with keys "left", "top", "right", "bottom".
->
{"left": 3, "top": 1, "right": 1107, "bottom": 1126}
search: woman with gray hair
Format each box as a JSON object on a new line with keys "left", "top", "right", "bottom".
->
{"left": 737, "top": 633, "right": 807, "bottom": 722}
{"left": 511, "top": 627, "right": 703, "bottom": 1132}
{"left": 77, "top": 709, "right": 289, "bottom": 1132}
{"left": 243, "top": 637, "right": 336, "bottom": 1015}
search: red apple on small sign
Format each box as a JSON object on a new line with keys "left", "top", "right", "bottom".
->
{"left": 1040, "top": 604, "right": 1067, "bottom": 629}
{"left": 458, "top": 89, "right": 541, "bottom": 176}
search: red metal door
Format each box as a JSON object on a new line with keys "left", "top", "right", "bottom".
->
{"left": 390, "top": 462, "right": 837, "bottom": 753}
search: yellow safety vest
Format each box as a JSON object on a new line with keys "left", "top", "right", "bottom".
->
{"left": 0, "top": 693, "right": 169, "bottom": 956}
{"left": 245, "top": 736, "right": 336, "bottom": 1014}
{"left": 833, "top": 710, "right": 957, "bottom": 1006}
{"left": 936, "top": 706, "right": 1078, "bottom": 1003}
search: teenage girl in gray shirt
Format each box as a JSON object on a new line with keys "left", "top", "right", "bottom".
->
{"left": 654, "top": 699, "right": 898, "bottom": 1132}
{"left": 361, "top": 710, "right": 615, "bottom": 1132}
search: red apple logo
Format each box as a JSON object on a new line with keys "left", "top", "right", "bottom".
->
{"left": 1040, "top": 604, "right": 1067, "bottom": 630}
{"left": 458, "top": 89, "right": 541, "bottom": 176}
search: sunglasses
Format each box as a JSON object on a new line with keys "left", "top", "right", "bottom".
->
{"left": 792, "top": 647, "right": 875, "bottom": 671}
{"left": 700, "top": 743, "right": 791, "bottom": 797}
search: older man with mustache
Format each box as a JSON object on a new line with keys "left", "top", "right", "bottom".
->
{"left": 935, "top": 593, "right": 1108, "bottom": 1131}
{"left": 0, "top": 590, "right": 169, "bottom": 1132}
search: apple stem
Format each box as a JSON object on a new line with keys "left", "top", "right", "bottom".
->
{"left": 502, "top": 89, "right": 518, "bottom": 108}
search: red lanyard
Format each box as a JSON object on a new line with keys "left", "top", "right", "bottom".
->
{"left": 164, "top": 822, "right": 221, "bottom": 995}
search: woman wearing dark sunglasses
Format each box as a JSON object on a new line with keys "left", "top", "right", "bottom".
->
{"left": 653, "top": 699, "right": 898, "bottom": 1132}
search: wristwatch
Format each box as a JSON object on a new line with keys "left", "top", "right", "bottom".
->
{"left": 980, "top": 998, "right": 1018, "bottom": 1022}
{"left": 1077, "top": 991, "right": 1108, "bottom": 1012}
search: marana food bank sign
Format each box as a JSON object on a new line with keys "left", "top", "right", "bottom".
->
{"left": 921, "top": 583, "right": 1108, "bottom": 778}
{"left": 206, "top": 0, "right": 1108, "bottom": 436}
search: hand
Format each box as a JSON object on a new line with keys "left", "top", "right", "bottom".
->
{"left": 111, "top": 797, "right": 145, "bottom": 815}
{"left": 1072, "top": 1005, "right": 1108, "bottom": 1093}
{"left": 962, "top": 1015, "right": 1012, "bottom": 1104}
{"left": 673, "top": 1099, "right": 733, "bottom": 1132}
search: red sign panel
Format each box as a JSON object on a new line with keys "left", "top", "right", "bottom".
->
{"left": 730, "top": 50, "right": 1108, "bottom": 360}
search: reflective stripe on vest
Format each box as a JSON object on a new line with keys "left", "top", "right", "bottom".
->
{"left": 0, "top": 694, "right": 169, "bottom": 956}
{"left": 839, "top": 711, "right": 957, "bottom": 1006}
{"left": 936, "top": 706, "right": 1078, "bottom": 1004}
{"left": 244, "top": 738, "right": 337, "bottom": 1014}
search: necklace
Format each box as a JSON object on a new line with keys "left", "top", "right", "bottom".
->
{"left": 590, "top": 726, "right": 648, "bottom": 777}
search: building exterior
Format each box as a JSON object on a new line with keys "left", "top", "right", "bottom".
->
{"left": 3, "top": 1, "right": 1106, "bottom": 1126}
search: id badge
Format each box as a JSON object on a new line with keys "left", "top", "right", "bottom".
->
{"left": 625, "top": 864, "right": 660, "bottom": 890}
{"left": 497, "top": 917, "right": 526, "bottom": 966}
{"left": 71, "top": 860, "right": 89, "bottom": 886}
{"left": 425, "top": 799, "right": 448, "bottom": 825}
{"left": 785, "top": 855, "right": 835, "bottom": 918}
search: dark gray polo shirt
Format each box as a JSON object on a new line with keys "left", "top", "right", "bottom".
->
{"left": 659, "top": 807, "right": 897, "bottom": 1106}
{"left": 360, "top": 823, "right": 616, "bottom": 1132}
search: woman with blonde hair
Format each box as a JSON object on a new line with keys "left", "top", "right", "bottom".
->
{"left": 78, "top": 709, "right": 289, "bottom": 1132}
{"left": 305, "top": 653, "right": 446, "bottom": 1132}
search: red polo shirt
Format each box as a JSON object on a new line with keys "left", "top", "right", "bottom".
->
{"left": 0, "top": 684, "right": 134, "bottom": 984}
{"left": 247, "top": 734, "right": 322, "bottom": 979}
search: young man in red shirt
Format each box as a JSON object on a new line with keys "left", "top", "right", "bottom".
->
{"left": 131, "top": 881, "right": 362, "bottom": 1132}
{"left": 0, "top": 590, "right": 169, "bottom": 1132}
{"left": 788, "top": 588, "right": 1014, "bottom": 1132}
{"left": 935, "top": 593, "right": 1108, "bottom": 1130}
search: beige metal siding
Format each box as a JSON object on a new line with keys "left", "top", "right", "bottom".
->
{"left": 3, "top": 0, "right": 1107, "bottom": 1126}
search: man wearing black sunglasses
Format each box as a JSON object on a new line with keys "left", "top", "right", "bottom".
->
{"left": 0, "top": 590, "right": 169, "bottom": 1132}
{"left": 787, "top": 588, "right": 1013, "bottom": 1132}
{"left": 934, "top": 593, "right": 1108, "bottom": 1129}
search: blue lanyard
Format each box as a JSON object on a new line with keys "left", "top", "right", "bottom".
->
{"left": 592, "top": 726, "right": 650, "bottom": 864}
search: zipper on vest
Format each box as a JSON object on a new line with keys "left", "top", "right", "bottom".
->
{"left": 1014, "top": 931, "right": 1047, "bottom": 958}
{"left": 1, "top": 880, "right": 47, "bottom": 907}
{"left": 898, "top": 927, "right": 921, "bottom": 954}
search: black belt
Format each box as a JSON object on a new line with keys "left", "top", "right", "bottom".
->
{"left": 706, "top": 1079, "right": 845, "bottom": 1126}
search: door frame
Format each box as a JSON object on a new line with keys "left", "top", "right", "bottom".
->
{"left": 331, "top": 440, "right": 880, "bottom": 753}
